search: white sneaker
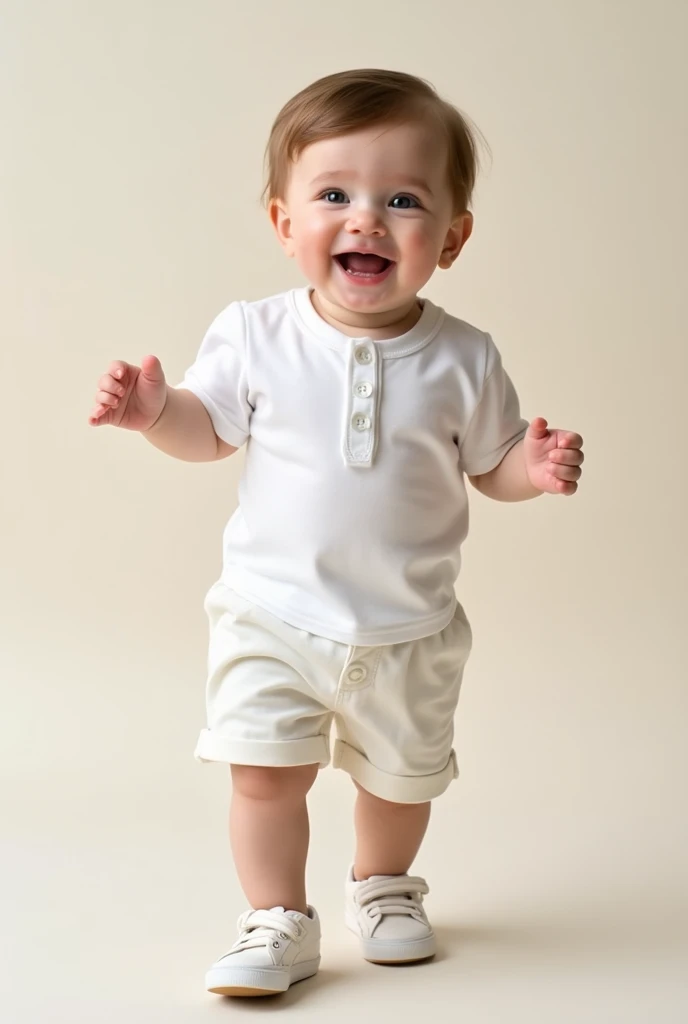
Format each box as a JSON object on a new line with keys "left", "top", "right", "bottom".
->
{"left": 345, "top": 867, "right": 436, "bottom": 964}
{"left": 206, "top": 905, "right": 321, "bottom": 997}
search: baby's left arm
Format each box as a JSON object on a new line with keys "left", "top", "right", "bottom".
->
{"left": 469, "top": 417, "right": 584, "bottom": 502}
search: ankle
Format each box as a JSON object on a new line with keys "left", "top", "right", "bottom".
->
{"left": 251, "top": 901, "right": 309, "bottom": 915}
{"left": 353, "top": 864, "right": 409, "bottom": 881}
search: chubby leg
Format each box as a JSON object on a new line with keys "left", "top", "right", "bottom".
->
{"left": 347, "top": 781, "right": 436, "bottom": 964}
{"left": 230, "top": 763, "right": 319, "bottom": 914}
{"left": 352, "top": 780, "right": 431, "bottom": 880}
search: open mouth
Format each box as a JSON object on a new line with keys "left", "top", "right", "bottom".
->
{"left": 334, "top": 252, "right": 395, "bottom": 280}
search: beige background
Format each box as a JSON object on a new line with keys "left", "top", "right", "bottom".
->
{"left": 2, "top": 1, "right": 687, "bottom": 1021}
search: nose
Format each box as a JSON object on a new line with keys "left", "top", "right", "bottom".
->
{"left": 344, "top": 205, "right": 386, "bottom": 237}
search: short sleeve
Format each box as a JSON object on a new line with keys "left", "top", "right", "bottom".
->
{"left": 174, "top": 301, "right": 252, "bottom": 448}
{"left": 459, "top": 334, "right": 528, "bottom": 477}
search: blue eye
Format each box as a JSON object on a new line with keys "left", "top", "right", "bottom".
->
{"left": 321, "top": 190, "right": 348, "bottom": 204}
{"left": 390, "top": 195, "right": 419, "bottom": 209}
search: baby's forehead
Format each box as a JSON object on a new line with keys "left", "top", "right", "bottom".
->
{"left": 291, "top": 121, "right": 450, "bottom": 178}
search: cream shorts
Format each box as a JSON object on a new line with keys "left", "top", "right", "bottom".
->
{"left": 194, "top": 581, "right": 473, "bottom": 804}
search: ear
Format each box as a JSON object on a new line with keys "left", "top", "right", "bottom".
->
{"left": 269, "top": 199, "right": 295, "bottom": 257}
{"left": 438, "top": 212, "right": 473, "bottom": 270}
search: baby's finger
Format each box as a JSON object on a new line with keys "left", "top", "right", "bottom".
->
{"left": 96, "top": 389, "right": 121, "bottom": 408}
{"left": 558, "top": 431, "right": 583, "bottom": 449}
{"left": 551, "top": 464, "right": 582, "bottom": 483}
{"left": 88, "top": 404, "right": 109, "bottom": 424}
{"left": 109, "top": 361, "right": 129, "bottom": 381}
{"left": 549, "top": 448, "right": 584, "bottom": 467}
{"left": 98, "top": 372, "right": 126, "bottom": 396}
{"left": 555, "top": 478, "right": 578, "bottom": 496}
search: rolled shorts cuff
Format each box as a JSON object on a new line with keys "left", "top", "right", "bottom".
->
{"left": 332, "top": 739, "right": 459, "bottom": 804}
{"left": 194, "top": 729, "right": 331, "bottom": 767}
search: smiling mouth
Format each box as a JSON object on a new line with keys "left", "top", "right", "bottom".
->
{"left": 334, "top": 252, "right": 394, "bottom": 277}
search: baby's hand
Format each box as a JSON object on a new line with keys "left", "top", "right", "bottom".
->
{"left": 523, "top": 417, "right": 584, "bottom": 496}
{"left": 88, "top": 355, "right": 168, "bottom": 432}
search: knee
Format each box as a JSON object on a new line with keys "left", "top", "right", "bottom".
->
{"left": 231, "top": 763, "right": 318, "bottom": 803}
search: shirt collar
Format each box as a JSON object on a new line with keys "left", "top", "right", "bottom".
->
{"left": 290, "top": 287, "right": 444, "bottom": 359}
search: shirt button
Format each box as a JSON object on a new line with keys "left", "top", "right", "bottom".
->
{"left": 355, "top": 347, "right": 373, "bottom": 365}
{"left": 354, "top": 381, "right": 373, "bottom": 398}
{"left": 347, "top": 664, "right": 368, "bottom": 684}
{"left": 352, "top": 414, "right": 371, "bottom": 432}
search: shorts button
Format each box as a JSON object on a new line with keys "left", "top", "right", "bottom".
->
{"left": 355, "top": 347, "right": 373, "bottom": 365}
{"left": 347, "top": 663, "right": 368, "bottom": 684}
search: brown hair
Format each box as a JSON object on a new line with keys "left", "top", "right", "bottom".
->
{"left": 263, "top": 69, "right": 484, "bottom": 213}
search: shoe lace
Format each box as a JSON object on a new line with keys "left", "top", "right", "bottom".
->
{"left": 353, "top": 875, "right": 430, "bottom": 923}
{"left": 230, "top": 909, "right": 302, "bottom": 953}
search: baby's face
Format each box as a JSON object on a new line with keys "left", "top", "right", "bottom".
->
{"left": 270, "top": 121, "right": 472, "bottom": 328}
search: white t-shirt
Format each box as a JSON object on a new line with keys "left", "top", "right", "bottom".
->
{"left": 177, "top": 287, "right": 527, "bottom": 646}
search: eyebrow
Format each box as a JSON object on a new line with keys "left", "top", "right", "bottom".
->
{"left": 309, "top": 171, "right": 434, "bottom": 197}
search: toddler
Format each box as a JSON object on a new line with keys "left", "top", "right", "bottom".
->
{"left": 89, "top": 69, "right": 584, "bottom": 998}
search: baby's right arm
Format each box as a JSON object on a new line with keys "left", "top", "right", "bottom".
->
{"left": 88, "top": 356, "right": 237, "bottom": 463}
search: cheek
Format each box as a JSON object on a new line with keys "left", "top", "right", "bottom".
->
{"left": 295, "top": 211, "right": 334, "bottom": 248}
{"left": 293, "top": 212, "right": 337, "bottom": 270}
{"left": 398, "top": 223, "right": 443, "bottom": 268}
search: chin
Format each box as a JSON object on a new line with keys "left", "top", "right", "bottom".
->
{"left": 329, "top": 280, "right": 402, "bottom": 310}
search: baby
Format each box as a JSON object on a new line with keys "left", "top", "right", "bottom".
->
{"left": 89, "top": 69, "right": 584, "bottom": 998}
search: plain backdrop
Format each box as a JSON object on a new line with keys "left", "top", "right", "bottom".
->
{"left": 2, "top": 1, "right": 687, "bottom": 1021}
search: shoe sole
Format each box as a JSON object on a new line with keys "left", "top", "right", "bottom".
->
{"left": 206, "top": 957, "right": 320, "bottom": 997}
{"left": 346, "top": 917, "right": 437, "bottom": 964}
{"left": 366, "top": 953, "right": 435, "bottom": 965}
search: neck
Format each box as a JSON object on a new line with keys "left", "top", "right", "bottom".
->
{"left": 310, "top": 290, "right": 422, "bottom": 340}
